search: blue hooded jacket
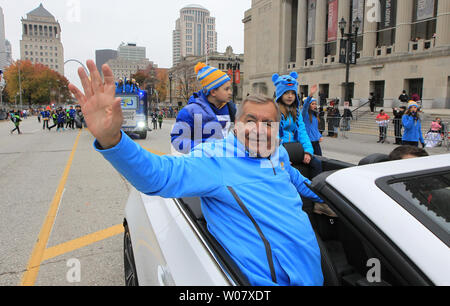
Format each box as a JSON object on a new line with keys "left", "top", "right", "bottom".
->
{"left": 272, "top": 72, "right": 314, "bottom": 155}
{"left": 95, "top": 130, "right": 324, "bottom": 286}
{"left": 302, "top": 97, "right": 323, "bottom": 142}
{"left": 402, "top": 114, "right": 425, "bottom": 143}
{"left": 171, "top": 90, "right": 236, "bottom": 154}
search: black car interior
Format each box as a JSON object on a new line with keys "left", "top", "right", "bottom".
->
{"left": 178, "top": 143, "right": 410, "bottom": 286}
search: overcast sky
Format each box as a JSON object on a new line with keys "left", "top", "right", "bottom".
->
{"left": 0, "top": 0, "right": 251, "bottom": 89}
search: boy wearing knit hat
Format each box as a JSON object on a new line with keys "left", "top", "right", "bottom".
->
{"left": 171, "top": 62, "right": 237, "bottom": 154}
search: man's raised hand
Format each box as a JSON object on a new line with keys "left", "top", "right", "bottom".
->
{"left": 68, "top": 60, "right": 124, "bottom": 149}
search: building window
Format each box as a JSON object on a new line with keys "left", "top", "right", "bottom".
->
{"left": 376, "top": 0, "right": 397, "bottom": 47}
{"left": 411, "top": 0, "right": 438, "bottom": 41}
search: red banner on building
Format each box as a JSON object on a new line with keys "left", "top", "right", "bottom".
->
{"left": 327, "top": 0, "right": 339, "bottom": 42}
{"left": 234, "top": 70, "right": 241, "bottom": 84}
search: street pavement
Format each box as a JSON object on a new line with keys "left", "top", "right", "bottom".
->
{"left": 0, "top": 116, "right": 448, "bottom": 286}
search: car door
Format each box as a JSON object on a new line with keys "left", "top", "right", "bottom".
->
{"left": 309, "top": 172, "right": 435, "bottom": 286}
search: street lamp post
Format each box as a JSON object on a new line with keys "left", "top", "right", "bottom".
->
{"left": 227, "top": 57, "right": 239, "bottom": 103}
{"left": 339, "top": 17, "right": 361, "bottom": 106}
{"left": 169, "top": 72, "right": 173, "bottom": 107}
{"left": 18, "top": 61, "right": 23, "bottom": 108}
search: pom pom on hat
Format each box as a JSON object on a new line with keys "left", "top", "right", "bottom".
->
{"left": 195, "top": 62, "right": 207, "bottom": 74}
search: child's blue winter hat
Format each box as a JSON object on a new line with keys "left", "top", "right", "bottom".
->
{"left": 272, "top": 72, "right": 299, "bottom": 102}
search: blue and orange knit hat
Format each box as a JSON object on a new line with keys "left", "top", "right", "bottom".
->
{"left": 195, "top": 62, "right": 231, "bottom": 96}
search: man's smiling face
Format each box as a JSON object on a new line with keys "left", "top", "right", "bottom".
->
{"left": 235, "top": 99, "right": 280, "bottom": 158}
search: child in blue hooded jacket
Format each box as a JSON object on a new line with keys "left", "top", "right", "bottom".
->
{"left": 302, "top": 85, "right": 324, "bottom": 156}
{"left": 272, "top": 72, "right": 322, "bottom": 178}
{"left": 171, "top": 63, "right": 237, "bottom": 154}
{"left": 402, "top": 101, "right": 425, "bottom": 148}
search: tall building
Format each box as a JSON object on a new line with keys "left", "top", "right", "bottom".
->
{"left": 0, "top": 7, "right": 7, "bottom": 71}
{"left": 172, "top": 4, "right": 217, "bottom": 66}
{"left": 244, "top": 0, "right": 450, "bottom": 109}
{"left": 4, "top": 40, "right": 12, "bottom": 66}
{"left": 20, "top": 3, "right": 64, "bottom": 75}
{"left": 96, "top": 49, "right": 117, "bottom": 76}
{"left": 106, "top": 43, "right": 155, "bottom": 80}
{"left": 118, "top": 43, "right": 146, "bottom": 61}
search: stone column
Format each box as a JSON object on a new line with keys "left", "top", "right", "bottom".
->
{"left": 296, "top": 0, "right": 307, "bottom": 67}
{"left": 280, "top": 0, "right": 292, "bottom": 73}
{"left": 395, "top": 0, "right": 413, "bottom": 53}
{"left": 436, "top": 0, "right": 450, "bottom": 47}
{"left": 313, "top": 0, "right": 326, "bottom": 63}
{"left": 337, "top": 0, "right": 351, "bottom": 59}
{"left": 362, "top": 4, "right": 377, "bottom": 58}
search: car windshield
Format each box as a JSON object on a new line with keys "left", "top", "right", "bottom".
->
{"left": 390, "top": 172, "right": 450, "bottom": 238}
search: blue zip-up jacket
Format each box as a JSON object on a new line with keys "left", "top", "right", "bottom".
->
{"left": 171, "top": 90, "right": 236, "bottom": 154}
{"left": 57, "top": 112, "right": 66, "bottom": 124}
{"left": 279, "top": 97, "right": 314, "bottom": 155}
{"left": 95, "top": 131, "right": 324, "bottom": 286}
{"left": 41, "top": 110, "right": 50, "bottom": 119}
{"left": 402, "top": 115, "right": 424, "bottom": 143}
{"left": 115, "top": 83, "right": 124, "bottom": 94}
{"left": 302, "top": 97, "right": 322, "bottom": 142}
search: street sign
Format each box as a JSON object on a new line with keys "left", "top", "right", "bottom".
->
{"left": 350, "top": 41, "right": 358, "bottom": 65}
{"left": 339, "top": 39, "right": 347, "bottom": 64}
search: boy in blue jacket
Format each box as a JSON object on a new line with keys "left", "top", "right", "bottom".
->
{"left": 68, "top": 60, "right": 325, "bottom": 287}
{"left": 171, "top": 62, "right": 236, "bottom": 154}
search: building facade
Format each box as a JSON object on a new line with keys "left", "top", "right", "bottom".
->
{"left": 170, "top": 46, "right": 244, "bottom": 107}
{"left": 118, "top": 43, "right": 146, "bottom": 61}
{"left": 95, "top": 49, "right": 117, "bottom": 76}
{"left": 172, "top": 4, "right": 218, "bottom": 66}
{"left": 243, "top": 0, "right": 450, "bottom": 108}
{"left": 106, "top": 43, "right": 155, "bottom": 81}
{"left": 0, "top": 7, "right": 7, "bottom": 71}
{"left": 20, "top": 4, "right": 64, "bottom": 75}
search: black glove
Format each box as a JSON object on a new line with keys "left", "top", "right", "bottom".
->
{"left": 421, "top": 142, "right": 426, "bottom": 148}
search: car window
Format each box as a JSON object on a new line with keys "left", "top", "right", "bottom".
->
{"left": 389, "top": 172, "right": 450, "bottom": 238}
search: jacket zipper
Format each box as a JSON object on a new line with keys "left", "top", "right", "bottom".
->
{"left": 268, "top": 157, "right": 277, "bottom": 176}
{"left": 227, "top": 186, "right": 278, "bottom": 284}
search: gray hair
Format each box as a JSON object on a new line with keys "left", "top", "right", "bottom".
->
{"left": 235, "top": 95, "right": 281, "bottom": 123}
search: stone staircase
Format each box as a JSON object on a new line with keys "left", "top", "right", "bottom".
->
{"left": 328, "top": 107, "right": 450, "bottom": 139}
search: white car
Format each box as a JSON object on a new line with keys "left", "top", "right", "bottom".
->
{"left": 123, "top": 146, "right": 450, "bottom": 286}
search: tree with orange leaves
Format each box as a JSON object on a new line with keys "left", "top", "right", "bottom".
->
{"left": 4, "top": 60, "right": 72, "bottom": 106}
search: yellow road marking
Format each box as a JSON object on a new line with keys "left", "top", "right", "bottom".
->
{"left": 42, "top": 224, "right": 124, "bottom": 261}
{"left": 21, "top": 130, "right": 82, "bottom": 286}
{"left": 142, "top": 146, "right": 166, "bottom": 156}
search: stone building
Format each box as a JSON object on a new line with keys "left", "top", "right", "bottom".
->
{"left": 169, "top": 46, "right": 244, "bottom": 107}
{"left": 243, "top": 0, "right": 450, "bottom": 108}
{"left": 20, "top": 4, "right": 64, "bottom": 75}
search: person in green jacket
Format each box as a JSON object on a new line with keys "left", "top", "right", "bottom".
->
{"left": 10, "top": 111, "right": 22, "bottom": 134}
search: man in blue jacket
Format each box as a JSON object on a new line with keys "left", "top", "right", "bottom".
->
{"left": 171, "top": 62, "right": 237, "bottom": 154}
{"left": 68, "top": 60, "right": 325, "bottom": 286}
